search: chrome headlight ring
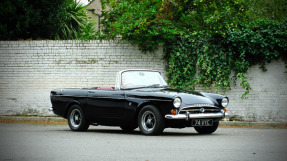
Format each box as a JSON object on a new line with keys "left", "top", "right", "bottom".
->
{"left": 173, "top": 97, "right": 182, "bottom": 108}
{"left": 221, "top": 97, "right": 229, "bottom": 108}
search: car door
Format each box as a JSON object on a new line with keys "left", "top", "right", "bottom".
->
{"left": 86, "top": 89, "right": 125, "bottom": 123}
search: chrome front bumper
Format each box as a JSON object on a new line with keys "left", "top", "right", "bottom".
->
{"left": 165, "top": 110, "right": 228, "bottom": 121}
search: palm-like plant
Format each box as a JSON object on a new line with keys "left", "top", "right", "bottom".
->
{"left": 56, "top": 0, "right": 88, "bottom": 39}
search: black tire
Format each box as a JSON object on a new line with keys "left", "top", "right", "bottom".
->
{"left": 67, "top": 104, "right": 89, "bottom": 131}
{"left": 120, "top": 125, "right": 138, "bottom": 132}
{"left": 194, "top": 122, "right": 219, "bottom": 134}
{"left": 138, "top": 105, "right": 165, "bottom": 135}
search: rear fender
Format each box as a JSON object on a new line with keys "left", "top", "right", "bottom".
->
{"left": 64, "top": 100, "right": 81, "bottom": 119}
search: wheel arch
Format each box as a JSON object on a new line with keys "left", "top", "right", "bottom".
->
{"left": 135, "top": 101, "right": 163, "bottom": 122}
{"left": 64, "top": 100, "right": 82, "bottom": 119}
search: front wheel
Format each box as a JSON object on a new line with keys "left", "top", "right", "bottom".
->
{"left": 67, "top": 104, "right": 89, "bottom": 131}
{"left": 194, "top": 122, "right": 219, "bottom": 134}
{"left": 138, "top": 105, "right": 165, "bottom": 135}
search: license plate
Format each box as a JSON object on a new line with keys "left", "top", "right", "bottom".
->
{"left": 192, "top": 119, "right": 213, "bottom": 126}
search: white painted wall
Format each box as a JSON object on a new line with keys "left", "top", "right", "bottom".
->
{"left": 224, "top": 60, "right": 287, "bottom": 122}
{"left": 0, "top": 40, "right": 286, "bottom": 122}
{"left": 0, "top": 40, "right": 165, "bottom": 115}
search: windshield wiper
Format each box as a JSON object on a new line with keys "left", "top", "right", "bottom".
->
{"left": 161, "top": 85, "right": 170, "bottom": 88}
{"left": 145, "top": 84, "right": 160, "bottom": 88}
{"left": 145, "top": 84, "right": 170, "bottom": 88}
{"left": 123, "top": 84, "right": 170, "bottom": 90}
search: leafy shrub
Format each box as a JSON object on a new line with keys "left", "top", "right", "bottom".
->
{"left": 0, "top": 0, "right": 89, "bottom": 40}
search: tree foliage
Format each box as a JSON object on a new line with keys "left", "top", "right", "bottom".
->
{"left": 0, "top": 0, "right": 89, "bottom": 40}
{"left": 100, "top": 0, "right": 251, "bottom": 51}
{"left": 100, "top": 0, "right": 287, "bottom": 97}
{"left": 56, "top": 0, "right": 89, "bottom": 39}
{"left": 250, "top": 0, "right": 287, "bottom": 21}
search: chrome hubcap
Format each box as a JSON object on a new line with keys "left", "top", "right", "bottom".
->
{"left": 141, "top": 111, "right": 156, "bottom": 131}
{"left": 70, "top": 109, "right": 81, "bottom": 128}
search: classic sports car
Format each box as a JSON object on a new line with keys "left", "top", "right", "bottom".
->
{"left": 50, "top": 69, "right": 229, "bottom": 135}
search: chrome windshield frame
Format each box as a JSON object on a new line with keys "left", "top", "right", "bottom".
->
{"left": 115, "top": 69, "right": 165, "bottom": 90}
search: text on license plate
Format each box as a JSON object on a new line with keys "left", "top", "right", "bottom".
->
{"left": 192, "top": 119, "right": 213, "bottom": 126}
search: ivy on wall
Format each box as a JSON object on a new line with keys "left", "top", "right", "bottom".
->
{"left": 100, "top": 0, "right": 287, "bottom": 98}
{"left": 166, "top": 19, "right": 287, "bottom": 97}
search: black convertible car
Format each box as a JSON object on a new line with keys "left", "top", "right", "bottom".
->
{"left": 50, "top": 69, "right": 229, "bottom": 135}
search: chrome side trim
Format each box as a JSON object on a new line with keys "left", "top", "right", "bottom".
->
{"left": 52, "top": 95, "right": 87, "bottom": 98}
{"left": 52, "top": 95, "right": 126, "bottom": 100}
{"left": 165, "top": 110, "right": 226, "bottom": 120}
{"left": 51, "top": 95, "right": 171, "bottom": 102}
{"left": 126, "top": 97, "right": 171, "bottom": 102}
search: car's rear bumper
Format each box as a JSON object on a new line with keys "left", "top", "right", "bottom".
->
{"left": 165, "top": 110, "right": 228, "bottom": 121}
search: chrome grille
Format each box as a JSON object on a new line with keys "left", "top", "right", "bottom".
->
{"left": 179, "top": 106, "right": 221, "bottom": 114}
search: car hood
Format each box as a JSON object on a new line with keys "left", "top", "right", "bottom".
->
{"left": 132, "top": 88, "right": 218, "bottom": 107}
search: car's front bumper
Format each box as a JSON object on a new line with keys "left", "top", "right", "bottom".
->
{"left": 165, "top": 110, "right": 228, "bottom": 121}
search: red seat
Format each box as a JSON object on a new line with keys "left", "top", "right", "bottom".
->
{"left": 96, "top": 87, "right": 114, "bottom": 90}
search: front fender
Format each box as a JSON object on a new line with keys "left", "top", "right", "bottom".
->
{"left": 200, "top": 92, "right": 226, "bottom": 108}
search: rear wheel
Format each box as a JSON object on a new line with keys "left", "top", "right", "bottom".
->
{"left": 138, "top": 105, "right": 165, "bottom": 135}
{"left": 67, "top": 104, "right": 89, "bottom": 131}
{"left": 194, "top": 122, "right": 219, "bottom": 134}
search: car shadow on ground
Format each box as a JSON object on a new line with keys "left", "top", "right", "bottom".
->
{"left": 55, "top": 125, "right": 221, "bottom": 136}
{"left": 57, "top": 128, "right": 221, "bottom": 137}
{"left": 79, "top": 128, "right": 215, "bottom": 136}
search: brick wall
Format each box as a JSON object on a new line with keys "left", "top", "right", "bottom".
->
{"left": 0, "top": 40, "right": 165, "bottom": 115}
{"left": 195, "top": 60, "right": 287, "bottom": 122}
{"left": 0, "top": 41, "right": 286, "bottom": 122}
{"left": 223, "top": 60, "right": 287, "bottom": 122}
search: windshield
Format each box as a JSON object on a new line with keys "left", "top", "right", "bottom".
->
{"left": 121, "top": 71, "right": 167, "bottom": 89}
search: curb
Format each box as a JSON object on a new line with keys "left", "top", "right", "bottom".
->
{"left": 0, "top": 116, "right": 286, "bottom": 128}
{"left": 220, "top": 121, "right": 287, "bottom": 127}
{"left": 0, "top": 116, "right": 66, "bottom": 123}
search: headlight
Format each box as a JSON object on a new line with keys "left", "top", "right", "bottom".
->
{"left": 221, "top": 97, "right": 229, "bottom": 108}
{"left": 173, "top": 97, "right": 181, "bottom": 108}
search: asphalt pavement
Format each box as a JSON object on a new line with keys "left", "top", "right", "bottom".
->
{"left": 0, "top": 115, "right": 286, "bottom": 128}
{"left": 0, "top": 123, "right": 287, "bottom": 161}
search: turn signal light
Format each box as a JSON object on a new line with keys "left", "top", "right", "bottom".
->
{"left": 171, "top": 109, "right": 177, "bottom": 115}
{"left": 223, "top": 109, "right": 227, "bottom": 112}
